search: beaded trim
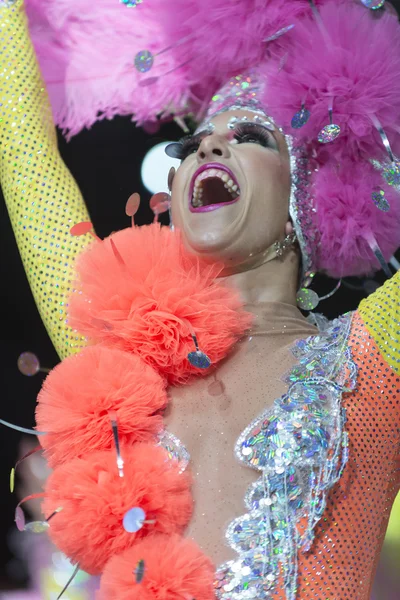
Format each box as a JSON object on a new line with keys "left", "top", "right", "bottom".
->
{"left": 214, "top": 313, "right": 356, "bottom": 600}
{"left": 286, "top": 136, "right": 318, "bottom": 279}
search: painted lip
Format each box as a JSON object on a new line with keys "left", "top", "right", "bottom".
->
{"left": 188, "top": 162, "right": 240, "bottom": 213}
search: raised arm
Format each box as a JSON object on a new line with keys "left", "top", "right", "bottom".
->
{"left": 358, "top": 271, "right": 400, "bottom": 378}
{"left": 0, "top": 0, "right": 91, "bottom": 359}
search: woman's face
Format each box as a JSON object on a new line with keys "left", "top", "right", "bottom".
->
{"left": 170, "top": 109, "right": 291, "bottom": 269}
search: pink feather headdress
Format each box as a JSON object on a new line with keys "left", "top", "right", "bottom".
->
{"left": 26, "top": 0, "right": 400, "bottom": 277}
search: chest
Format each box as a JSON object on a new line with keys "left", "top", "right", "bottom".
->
{"left": 163, "top": 333, "right": 303, "bottom": 563}
{"left": 165, "top": 335, "right": 299, "bottom": 467}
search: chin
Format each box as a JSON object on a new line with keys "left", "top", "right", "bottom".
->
{"left": 182, "top": 232, "right": 246, "bottom": 268}
{"left": 184, "top": 234, "right": 230, "bottom": 258}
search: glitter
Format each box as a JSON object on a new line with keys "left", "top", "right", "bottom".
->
{"left": 121, "top": 0, "right": 143, "bottom": 6}
{"left": 372, "top": 189, "right": 390, "bottom": 212}
{"left": 134, "top": 50, "right": 154, "bottom": 73}
{"left": 215, "top": 315, "right": 354, "bottom": 599}
{"left": 381, "top": 160, "right": 400, "bottom": 188}
{"left": 291, "top": 107, "right": 310, "bottom": 129}
{"left": 296, "top": 288, "right": 319, "bottom": 311}
{"left": 361, "top": 0, "right": 385, "bottom": 8}
{"left": 318, "top": 123, "right": 341, "bottom": 144}
{"left": 158, "top": 430, "right": 190, "bottom": 473}
{"left": 0, "top": 6, "right": 90, "bottom": 359}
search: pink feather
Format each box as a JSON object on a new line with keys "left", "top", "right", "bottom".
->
{"left": 263, "top": 1, "right": 400, "bottom": 161}
{"left": 26, "top": 0, "right": 192, "bottom": 135}
{"left": 25, "top": 0, "right": 327, "bottom": 133}
{"left": 25, "top": 0, "right": 400, "bottom": 276}
{"left": 314, "top": 160, "right": 400, "bottom": 277}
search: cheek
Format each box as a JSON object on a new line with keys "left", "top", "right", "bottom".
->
{"left": 245, "top": 152, "right": 290, "bottom": 211}
{"left": 170, "top": 168, "right": 188, "bottom": 222}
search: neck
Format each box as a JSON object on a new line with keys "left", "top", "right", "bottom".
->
{"left": 221, "top": 248, "right": 299, "bottom": 306}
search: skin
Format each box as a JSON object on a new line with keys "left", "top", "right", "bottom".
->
{"left": 165, "top": 110, "right": 315, "bottom": 565}
{"left": 170, "top": 109, "right": 300, "bottom": 305}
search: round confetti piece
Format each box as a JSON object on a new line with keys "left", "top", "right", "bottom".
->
{"left": 24, "top": 520, "right": 50, "bottom": 534}
{"left": 15, "top": 506, "right": 25, "bottom": 531}
{"left": 149, "top": 192, "right": 171, "bottom": 216}
{"left": 125, "top": 193, "right": 141, "bottom": 217}
{"left": 122, "top": 507, "right": 146, "bottom": 533}
{"left": 296, "top": 288, "right": 319, "bottom": 311}
{"left": 317, "top": 123, "right": 341, "bottom": 144}
{"left": 17, "top": 352, "right": 40, "bottom": 376}
{"left": 70, "top": 221, "right": 93, "bottom": 237}
{"left": 134, "top": 50, "right": 154, "bottom": 73}
{"left": 187, "top": 350, "right": 211, "bottom": 369}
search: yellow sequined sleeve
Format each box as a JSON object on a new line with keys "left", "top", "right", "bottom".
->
{"left": 0, "top": 0, "right": 91, "bottom": 359}
{"left": 358, "top": 271, "right": 400, "bottom": 377}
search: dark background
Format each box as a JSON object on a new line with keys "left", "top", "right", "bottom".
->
{"left": 1, "top": 0, "right": 400, "bottom": 580}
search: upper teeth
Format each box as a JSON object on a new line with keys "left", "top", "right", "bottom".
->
{"left": 192, "top": 169, "right": 240, "bottom": 207}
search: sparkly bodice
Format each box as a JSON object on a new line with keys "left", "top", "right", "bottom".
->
{"left": 214, "top": 314, "right": 354, "bottom": 600}
{"left": 166, "top": 303, "right": 400, "bottom": 600}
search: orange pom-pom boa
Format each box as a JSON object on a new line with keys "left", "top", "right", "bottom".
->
{"left": 99, "top": 534, "right": 216, "bottom": 600}
{"left": 36, "top": 345, "right": 167, "bottom": 468}
{"left": 69, "top": 225, "right": 251, "bottom": 385}
{"left": 35, "top": 224, "right": 250, "bottom": 593}
{"left": 44, "top": 445, "right": 193, "bottom": 574}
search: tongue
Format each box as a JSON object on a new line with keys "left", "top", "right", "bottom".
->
{"left": 201, "top": 177, "right": 234, "bottom": 206}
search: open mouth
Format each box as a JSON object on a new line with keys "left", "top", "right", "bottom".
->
{"left": 189, "top": 163, "right": 241, "bottom": 213}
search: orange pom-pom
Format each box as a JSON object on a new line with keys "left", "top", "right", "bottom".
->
{"left": 69, "top": 224, "right": 251, "bottom": 385}
{"left": 36, "top": 346, "right": 167, "bottom": 468}
{"left": 43, "top": 445, "right": 192, "bottom": 574}
{"left": 99, "top": 534, "right": 215, "bottom": 600}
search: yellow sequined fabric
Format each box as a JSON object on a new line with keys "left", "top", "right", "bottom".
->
{"left": 0, "top": 0, "right": 91, "bottom": 359}
{"left": 359, "top": 271, "right": 400, "bottom": 376}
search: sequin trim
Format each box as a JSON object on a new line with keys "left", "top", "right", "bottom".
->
{"left": 158, "top": 429, "right": 190, "bottom": 474}
{"left": 214, "top": 313, "right": 355, "bottom": 600}
{"left": 287, "top": 137, "right": 318, "bottom": 278}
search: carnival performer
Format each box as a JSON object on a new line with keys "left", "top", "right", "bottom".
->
{"left": 1, "top": 1, "right": 400, "bottom": 599}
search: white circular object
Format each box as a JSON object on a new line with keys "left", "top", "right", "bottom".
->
{"left": 141, "top": 142, "right": 180, "bottom": 194}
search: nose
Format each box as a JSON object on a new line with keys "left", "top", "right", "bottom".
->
{"left": 197, "top": 134, "right": 231, "bottom": 162}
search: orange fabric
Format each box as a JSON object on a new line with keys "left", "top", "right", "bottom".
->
{"left": 272, "top": 311, "right": 400, "bottom": 599}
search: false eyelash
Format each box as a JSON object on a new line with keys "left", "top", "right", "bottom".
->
{"left": 233, "top": 122, "right": 272, "bottom": 148}
{"left": 164, "top": 123, "right": 274, "bottom": 161}
{"left": 165, "top": 135, "right": 202, "bottom": 160}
